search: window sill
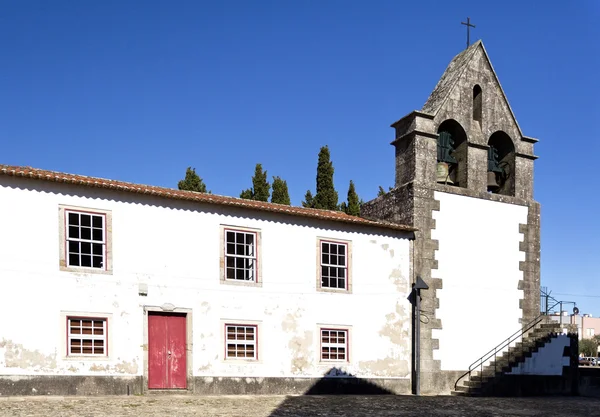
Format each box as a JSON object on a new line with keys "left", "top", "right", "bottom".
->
{"left": 63, "top": 355, "right": 111, "bottom": 361}
{"left": 220, "top": 279, "right": 262, "bottom": 288}
{"left": 317, "top": 287, "right": 352, "bottom": 294}
{"left": 60, "top": 264, "right": 113, "bottom": 275}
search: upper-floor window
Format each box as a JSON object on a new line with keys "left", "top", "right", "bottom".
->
{"left": 225, "top": 228, "right": 258, "bottom": 282}
{"left": 66, "top": 210, "right": 106, "bottom": 269}
{"left": 319, "top": 239, "right": 350, "bottom": 291}
{"left": 59, "top": 206, "right": 112, "bottom": 274}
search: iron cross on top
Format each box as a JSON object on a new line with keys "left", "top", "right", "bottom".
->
{"left": 461, "top": 17, "right": 476, "bottom": 49}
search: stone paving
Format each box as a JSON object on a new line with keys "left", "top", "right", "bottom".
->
{"left": 0, "top": 395, "right": 599, "bottom": 417}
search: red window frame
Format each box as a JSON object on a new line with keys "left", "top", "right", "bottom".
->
{"left": 224, "top": 323, "right": 258, "bottom": 360}
{"left": 64, "top": 209, "right": 108, "bottom": 271}
{"left": 223, "top": 228, "right": 259, "bottom": 282}
{"left": 320, "top": 328, "right": 349, "bottom": 362}
{"left": 66, "top": 316, "right": 108, "bottom": 357}
{"left": 319, "top": 239, "right": 349, "bottom": 290}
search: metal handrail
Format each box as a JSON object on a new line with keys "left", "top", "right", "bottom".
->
{"left": 453, "top": 313, "right": 544, "bottom": 391}
{"left": 453, "top": 293, "right": 577, "bottom": 392}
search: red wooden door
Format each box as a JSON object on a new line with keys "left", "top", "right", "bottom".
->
{"left": 148, "top": 313, "right": 187, "bottom": 389}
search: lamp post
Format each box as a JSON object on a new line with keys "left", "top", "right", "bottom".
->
{"left": 410, "top": 276, "right": 429, "bottom": 396}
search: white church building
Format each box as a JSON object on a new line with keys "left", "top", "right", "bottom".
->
{"left": 0, "top": 41, "right": 548, "bottom": 396}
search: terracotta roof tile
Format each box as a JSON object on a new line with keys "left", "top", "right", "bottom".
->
{"left": 0, "top": 165, "right": 416, "bottom": 233}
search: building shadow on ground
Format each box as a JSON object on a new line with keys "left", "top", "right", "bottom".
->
{"left": 268, "top": 367, "right": 397, "bottom": 417}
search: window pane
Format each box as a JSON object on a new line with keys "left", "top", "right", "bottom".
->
{"left": 92, "top": 243, "right": 103, "bottom": 255}
{"left": 81, "top": 255, "right": 92, "bottom": 267}
{"left": 235, "top": 269, "right": 245, "bottom": 280}
{"left": 81, "top": 227, "right": 91, "bottom": 240}
{"left": 339, "top": 254, "right": 346, "bottom": 267}
{"left": 68, "top": 226, "right": 79, "bottom": 239}
{"left": 236, "top": 258, "right": 245, "bottom": 269}
{"left": 81, "top": 242, "right": 91, "bottom": 255}
{"left": 68, "top": 241, "right": 80, "bottom": 254}
{"left": 226, "top": 268, "right": 235, "bottom": 279}
{"left": 236, "top": 244, "right": 244, "bottom": 255}
{"left": 322, "top": 276, "right": 329, "bottom": 288}
{"left": 322, "top": 254, "right": 329, "bottom": 265}
{"left": 330, "top": 244, "right": 337, "bottom": 255}
{"left": 322, "top": 242, "right": 329, "bottom": 254}
{"left": 81, "top": 215, "right": 91, "bottom": 227}
{"left": 236, "top": 233, "right": 244, "bottom": 244}
{"left": 68, "top": 212, "right": 79, "bottom": 225}
{"left": 92, "top": 228, "right": 103, "bottom": 242}
{"left": 69, "top": 253, "right": 80, "bottom": 266}
{"left": 92, "top": 256, "right": 103, "bottom": 268}
{"left": 226, "top": 243, "right": 235, "bottom": 255}
{"left": 226, "top": 232, "right": 235, "bottom": 243}
{"left": 92, "top": 216, "right": 103, "bottom": 228}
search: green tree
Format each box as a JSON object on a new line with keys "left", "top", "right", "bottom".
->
{"left": 239, "top": 189, "right": 253, "bottom": 199}
{"left": 344, "top": 180, "right": 360, "bottom": 216}
{"left": 302, "top": 190, "right": 314, "bottom": 208}
{"left": 377, "top": 186, "right": 393, "bottom": 197}
{"left": 580, "top": 338, "right": 599, "bottom": 357}
{"left": 312, "top": 146, "right": 338, "bottom": 210}
{"left": 239, "top": 163, "right": 270, "bottom": 202}
{"left": 271, "top": 176, "right": 291, "bottom": 205}
{"left": 178, "top": 167, "right": 209, "bottom": 193}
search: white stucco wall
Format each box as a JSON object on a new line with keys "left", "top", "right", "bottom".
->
{"left": 0, "top": 177, "right": 412, "bottom": 380}
{"left": 508, "top": 335, "right": 570, "bottom": 376}
{"left": 431, "top": 191, "right": 528, "bottom": 371}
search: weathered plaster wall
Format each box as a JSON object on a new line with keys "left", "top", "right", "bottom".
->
{"left": 0, "top": 176, "right": 412, "bottom": 387}
{"left": 508, "top": 335, "right": 571, "bottom": 376}
{"left": 431, "top": 191, "right": 527, "bottom": 371}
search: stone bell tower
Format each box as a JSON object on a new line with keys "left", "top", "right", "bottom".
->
{"left": 362, "top": 40, "right": 540, "bottom": 395}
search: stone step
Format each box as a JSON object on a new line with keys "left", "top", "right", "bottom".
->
{"left": 450, "top": 389, "right": 481, "bottom": 397}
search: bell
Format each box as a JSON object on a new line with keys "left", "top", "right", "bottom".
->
{"left": 487, "top": 171, "right": 500, "bottom": 192}
{"left": 436, "top": 162, "right": 454, "bottom": 184}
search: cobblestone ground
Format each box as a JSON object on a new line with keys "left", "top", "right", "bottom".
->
{"left": 0, "top": 395, "right": 599, "bottom": 417}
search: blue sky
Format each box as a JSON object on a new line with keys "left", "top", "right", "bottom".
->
{"left": 1, "top": 2, "right": 598, "bottom": 314}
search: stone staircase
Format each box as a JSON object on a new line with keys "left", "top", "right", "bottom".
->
{"left": 451, "top": 320, "right": 564, "bottom": 397}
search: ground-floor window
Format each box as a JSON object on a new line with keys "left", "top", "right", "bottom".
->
{"left": 320, "top": 328, "right": 348, "bottom": 361}
{"left": 67, "top": 317, "right": 107, "bottom": 356}
{"left": 225, "top": 324, "right": 257, "bottom": 360}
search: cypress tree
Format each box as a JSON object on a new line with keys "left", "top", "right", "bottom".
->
{"left": 178, "top": 167, "right": 209, "bottom": 193}
{"left": 271, "top": 176, "right": 291, "bottom": 205}
{"left": 252, "top": 163, "right": 270, "bottom": 202}
{"left": 312, "top": 146, "right": 338, "bottom": 210}
{"left": 345, "top": 180, "right": 360, "bottom": 216}
{"left": 302, "top": 190, "right": 314, "bottom": 208}
{"left": 240, "top": 189, "right": 253, "bottom": 199}
{"left": 239, "top": 163, "right": 270, "bottom": 202}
